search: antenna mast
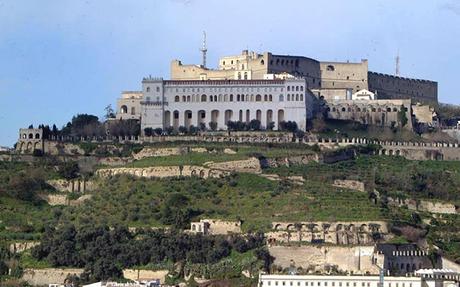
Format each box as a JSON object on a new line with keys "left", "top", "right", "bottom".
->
{"left": 395, "top": 51, "right": 400, "bottom": 76}
{"left": 200, "top": 31, "right": 207, "bottom": 68}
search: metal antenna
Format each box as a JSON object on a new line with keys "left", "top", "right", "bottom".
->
{"left": 200, "top": 31, "right": 207, "bottom": 68}
{"left": 395, "top": 50, "right": 400, "bottom": 76}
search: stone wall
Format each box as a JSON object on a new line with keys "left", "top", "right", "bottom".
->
{"left": 96, "top": 165, "right": 227, "bottom": 179}
{"left": 21, "top": 268, "right": 84, "bottom": 286}
{"left": 46, "top": 179, "right": 96, "bottom": 193}
{"left": 190, "top": 219, "right": 242, "bottom": 235}
{"left": 388, "top": 197, "right": 458, "bottom": 214}
{"left": 267, "top": 221, "right": 388, "bottom": 245}
{"left": 44, "top": 141, "right": 85, "bottom": 155}
{"left": 260, "top": 154, "right": 319, "bottom": 168}
{"left": 41, "top": 194, "right": 93, "bottom": 206}
{"left": 205, "top": 157, "right": 261, "bottom": 173}
{"left": 368, "top": 71, "right": 437, "bottom": 104}
{"left": 269, "top": 245, "right": 379, "bottom": 274}
{"left": 122, "top": 269, "right": 168, "bottom": 283}
{"left": 9, "top": 241, "right": 39, "bottom": 253}
{"left": 332, "top": 179, "right": 365, "bottom": 192}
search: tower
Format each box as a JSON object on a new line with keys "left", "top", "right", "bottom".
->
{"left": 200, "top": 31, "right": 207, "bottom": 68}
{"left": 395, "top": 51, "right": 400, "bottom": 77}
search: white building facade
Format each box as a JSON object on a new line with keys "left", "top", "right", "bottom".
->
{"left": 138, "top": 77, "right": 309, "bottom": 132}
{"left": 258, "top": 275, "right": 422, "bottom": 287}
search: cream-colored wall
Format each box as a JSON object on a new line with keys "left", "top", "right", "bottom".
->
{"left": 116, "top": 91, "right": 142, "bottom": 120}
{"left": 320, "top": 60, "right": 369, "bottom": 93}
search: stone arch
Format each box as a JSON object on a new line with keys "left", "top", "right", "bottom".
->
{"left": 19, "top": 142, "right": 25, "bottom": 152}
{"left": 197, "top": 110, "right": 206, "bottom": 126}
{"left": 120, "top": 105, "right": 128, "bottom": 114}
{"left": 199, "top": 170, "right": 206, "bottom": 178}
{"left": 389, "top": 150, "right": 394, "bottom": 156}
{"left": 35, "top": 133, "right": 40, "bottom": 139}
{"left": 26, "top": 142, "right": 33, "bottom": 152}
{"left": 34, "top": 142, "right": 41, "bottom": 150}
{"left": 360, "top": 224, "right": 368, "bottom": 233}
{"left": 286, "top": 224, "right": 295, "bottom": 231}
{"left": 28, "top": 133, "right": 33, "bottom": 139}
{"left": 395, "top": 150, "right": 401, "bottom": 156}
{"left": 274, "top": 224, "right": 282, "bottom": 231}
{"left": 184, "top": 110, "right": 193, "bottom": 127}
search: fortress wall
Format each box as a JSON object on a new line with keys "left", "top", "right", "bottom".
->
{"left": 96, "top": 165, "right": 227, "bottom": 179}
{"left": 171, "top": 60, "right": 235, "bottom": 80}
{"left": 268, "top": 54, "right": 321, "bottom": 88}
{"left": 269, "top": 245, "right": 379, "bottom": 274}
{"left": 368, "top": 72, "right": 438, "bottom": 104}
{"left": 320, "top": 60, "right": 369, "bottom": 93}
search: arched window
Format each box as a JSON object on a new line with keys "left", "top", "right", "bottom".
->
{"left": 241, "top": 94, "right": 245, "bottom": 101}
{"left": 131, "top": 107, "right": 135, "bottom": 115}
{"left": 327, "top": 65, "right": 335, "bottom": 71}
{"left": 244, "top": 72, "right": 248, "bottom": 80}
{"left": 264, "top": 94, "right": 268, "bottom": 101}
{"left": 393, "top": 108, "right": 398, "bottom": 112}
{"left": 146, "top": 87, "right": 150, "bottom": 92}
{"left": 29, "top": 133, "right": 33, "bottom": 139}
{"left": 296, "top": 94, "right": 299, "bottom": 101}
{"left": 175, "top": 96, "right": 180, "bottom": 102}
{"left": 300, "top": 86, "right": 304, "bottom": 91}
{"left": 256, "top": 94, "right": 262, "bottom": 101}
{"left": 230, "top": 94, "right": 233, "bottom": 101}
{"left": 214, "top": 95, "right": 217, "bottom": 102}
{"left": 300, "top": 95, "right": 303, "bottom": 101}
{"left": 181, "top": 96, "right": 185, "bottom": 102}
{"left": 35, "top": 133, "right": 40, "bottom": 139}
{"left": 342, "top": 107, "right": 346, "bottom": 112}
{"left": 261, "top": 59, "right": 265, "bottom": 65}
{"left": 156, "top": 87, "right": 160, "bottom": 92}
{"left": 223, "top": 61, "right": 225, "bottom": 65}
{"left": 238, "top": 72, "right": 241, "bottom": 80}
{"left": 287, "top": 94, "right": 290, "bottom": 101}
{"left": 269, "top": 94, "right": 273, "bottom": 101}
{"left": 201, "top": 94, "right": 207, "bottom": 102}
{"left": 287, "top": 86, "right": 290, "bottom": 91}
{"left": 387, "top": 107, "right": 392, "bottom": 112}
{"left": 237, "top": 94, "right": 240, "bottom": 101}
{"left": 120, "top": 105, "right": 128, "bottom": 114}
{"left": 187, "top": 96, "right": 191, "bottom": 102}
{"left": 296, "top": 86, "right": 299, "bottom": 91}
{"left": 279, "top": 95, "right": 284, "bottom": 101}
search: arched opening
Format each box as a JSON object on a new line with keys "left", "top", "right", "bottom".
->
{"left": 260, "top": 59, "right": 265, "bottom": 65}
{"left": 264, "top": 94, "right": 268, "bottom": 101}
{"left": 120, "top": 105, "right": 128, "bottom": 114}
{"left": 278, "top": 110, "right": 285, "bottom": 126}
{"left": 269, "top": 94, "right": 273, "bottom": 101}
{"left": 211, "top": 110, "right": 219, "bottom": 128}
{"left": 184, "top": 110, "right": 193, "bottom": 128}
{"left": 131, "top": 107, "right": 136, "bottom": 115}
{"left": 187, "top": 96, "right": 191, "bottom": 102}
{"left": 245, "top": 110, "right": 250, "bottom": 123}
{"left": 201, "top": 94, "right": 207, "bottom": 102}
{"left": 230, "top": 94, "right": 234, "bottom": 101}
{"left": 173, "top": 110, "right": 180, "bottom": 128}
{"left": 224, "top": 110, "right": 233, "bottom": 125}
{"left": 26, "top": 142, "right": 33, "bottom": 152}
{"left": 28, "top": 133, "right": 33, "bottom": 139}
{"left": 34, "top": 142, "right": 41, "bottom": 150}
{"left": 266, "top": 110, "right": 273, "bottom": 127}
{"left": 198, "top": 110, "right": 206, "bottom": 127}
{"left": 279, "top": 95, "right": 284, "bottom": 102}
{"left": 256, "top": 94, "right": 262, "bottom": 101}
{"left": 239, "top": 110, "right": 243, "bottom": 121}
{"left": 164, "top": 111, "right": 171, "bottom": 128}
{"left": 35, "top": 133, "right": 40, "bottom": 139}
{"left": 175, "top": 96, "right": 180, "bottom": 102}
{"left": 182, "top": 96, "right": 186, "bottom": 102}
{"left": 256, "top": 110, "right": 262, "bottom": 122}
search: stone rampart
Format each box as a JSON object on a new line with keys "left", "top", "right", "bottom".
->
{"left": 96, "top": 165, "right": 227, "bottom": 179}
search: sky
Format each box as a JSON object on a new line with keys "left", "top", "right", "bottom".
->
{"left": 0, "top": 0, "right": 459, "bottom": 147}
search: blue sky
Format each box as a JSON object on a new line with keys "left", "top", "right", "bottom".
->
{"left": 0, "top": 0, "right": 459, "bottom": 146}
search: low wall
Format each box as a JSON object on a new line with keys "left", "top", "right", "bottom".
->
{"left": 21, "top": 268, "right": 84, "bottom": 286}
{"left": 96, "top": 165, "right": 227, "bottom": 179}
{"left": 46, "top": 179, "right": 96, "bottom": 193}
{"left": 388, "top": 197, "right": 458, "bottom": 214}
{"left": 205, "top": 157, "right": 261, "bottom": 173}
{"left": 333, "top": 179, "right": 365, "bottom": 192}
{"left": 9, "top": 241, "right": 39, "bottom": 253}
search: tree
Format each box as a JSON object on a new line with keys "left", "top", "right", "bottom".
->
{"left": 144, "top": 127, "right": 153, "bottom": 137}
{"left": 178, "top": 126, "right": 188, "bottom": 134}
{"left": 209, "top": 121, "right": 217, "bottom": 131}
{"left": 59, "top": 161, "right": 80, "bottom": 180}
{"left": 154, "top": 128, "right": 163, "bottom": 136}
{"left": 198, "top": 123, "right": 207, "bottom": 131}
{"left": 248, "top": 119, "right": 261, "bottom": 131}
{"left": 104, "top": 105, "right": 116, "bottom": 120}
{"left": 267, "top": 121, "right": 275, "bottom": 131}
{"left": 108, "top": 119, "right": 140, "bottom": 137}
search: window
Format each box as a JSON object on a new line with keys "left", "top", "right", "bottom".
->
{"left": 327, "top": 65, "right": 335, "bottom": 71}
{"left": 287, "top": 94, "right": 290, "bottom": 101}
{"left": 296, "top": 86, "right": 299, "bottom": 91}
{"left": 230, "top": 94, "right": 234, "bottom": 101}
{"left": 223, "top": 61, "right": 225, "bottom": 65}
{"left": 182, "top": 96, "right": 186, "bottom": 102}
{"left": 261, "top": 59, "right": 265, "bottom": 65}
{"left": 244, "top": 72, "right": 248, "bottom": 80}
{"left": 256, "top": 94, "right": 262, "bottom": 101}
{"left": 201, "top": 94, "right": 207, "bottom": 102}
{"left": 296, "top": 94, "right": 299, "bottom": 101}
{"left": 279, "top": 95, "right": 284, "bottom": 101}
{"left": 131, "top": 107, "right": 135, "bottom": 115}
{"left": 156, "top": 87, "right": 160, "bottom": 92}
{"left": 146, "top": 87, "right": 150, "bottom": 92}
{"left": 264, "top": 94, "right": 268, "bottom": 101}
{"left": 269, "top": 95, "right": 273, "bottom": 101}
{"left": 287, "top": 86, "right": 290, "bottom": 91}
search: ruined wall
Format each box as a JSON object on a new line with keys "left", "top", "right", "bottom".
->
{"left": 260, "top": 154, "right": 319, "bottom": 168}
{"left": 368, "top": 72, "right": 438, "bottom": 104}
{"left": 269, "top": 245, "right": 379, "bottom": 274}
{"left": 96, "top": 165, "right": 227, "bottom": 179}
{"left": 267, "top": 221, "right": 389, "bottom": 245}
{"left": 190, "top": 219, "right": 242, "bottom": 235}
{"left": 16, "top": 128, "right": 44, "bottom": 154}
{"left": 21, "top": 268, "right": 84, "bottom": 286}
{"left": 9, "top": 241, "right": 39, "bottom": 253}
{"left": 326, "top": 99, "right": 413, "bottom": 130}
{"left": 46, "top": 179, "right": 96, "bottom": 193}
{"left": 388, "top": 197, "right": 458, "bottom": 214}
{"left": 333, "top": 179, "right": 365, "bottom": 192}
{"left": 44, "top": 141, "right": 85, "bottom": 155}
{"left": 205, "top": 157, "right": 261, "bottom": 173}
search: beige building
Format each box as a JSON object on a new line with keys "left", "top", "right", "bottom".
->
{"left": 116, "top": 91, "right": 143, "bottom": 120}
